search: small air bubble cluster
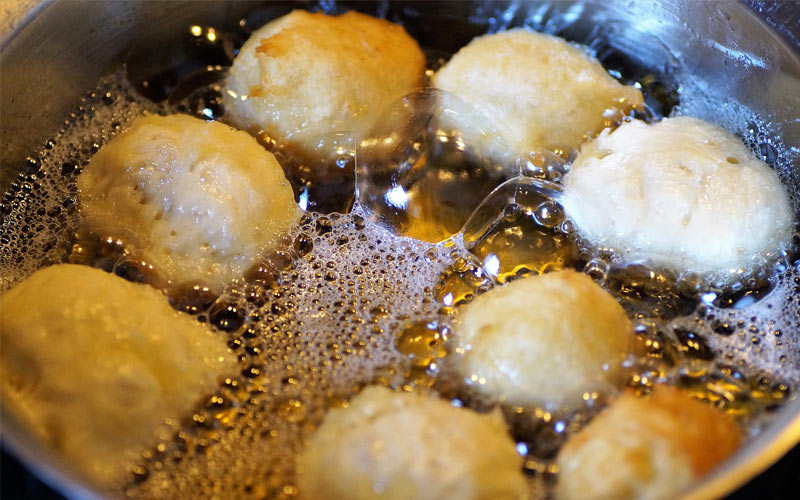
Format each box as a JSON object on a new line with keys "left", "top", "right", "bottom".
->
{"left": 1, "top": 76, "right": 161, "bottom": 292}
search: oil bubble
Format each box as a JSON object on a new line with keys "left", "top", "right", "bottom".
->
{"left": 272, "top": 131, "right": 356, "bottom": 214}
{"left": 461, "top": 177, "right": 578, "bottom": 283}
{"left": 356, "top": 88, "right": 517, "bottom": 243}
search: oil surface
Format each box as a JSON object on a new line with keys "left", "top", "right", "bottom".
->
{"left": 1, "top": 2, "right": 799, "bottom": 500}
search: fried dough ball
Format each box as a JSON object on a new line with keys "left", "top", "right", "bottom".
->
{"left": 0, "top": 264, "right": 236, "bottom": 486}
{"left": 561, "top": 116, "right": 793, "bottom": 276}
{"left": 432, "top": 29, "right": 643, "bottom": 160}
{"left": 223, "top": 10, "right": 425, "bottom": 158}
{"left": 298, "top": 386, "right": 528, "bottom": 500}
{"left": 453, "top": 269, "right": 635, "bottom": 409}
{"left": 78, "top": 113, "right": 300, "bottom": 289}
{"left": 556, "top": 385, "right": 742, "bottom": 500}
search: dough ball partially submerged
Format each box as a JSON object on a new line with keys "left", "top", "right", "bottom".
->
{"left": 561, "top": 116, "right": 793, "bottom": 277}
{"left": 454, "top": 269, "right": 635, "bottom": 409}
{"left": 433, "top": 29, "right": 643, "bottom": 160}
{"left": 298, "top": 386, "right": 528, "bottom": 500}
{"left": 223, "top": 10, "right": 425, "bottom": 157}
{"left": 78, "top": 113, "right": 300, "bottom": 289}
{"left": 0, "top": 264, "right": 237, "bottom": 486}
{"left": 556, "top": 385, "right": 742, "bottom": 500}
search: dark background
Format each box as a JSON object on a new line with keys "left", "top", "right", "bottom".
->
{"left": 2, "top": 1, "right": 799, "bottom": 499}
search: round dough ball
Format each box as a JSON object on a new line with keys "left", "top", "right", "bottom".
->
{"left": 453, "top": 269, "right": 635, "bottom": 409}
{"left": 432, "top": 29, "right": 643, "bottom": 160}
{"left": 78, "top": 113, "right": 301, "bottom": 289}
{"left": 0, "top": 264, "right": 237, "bottom": 486}
{"left": 298, "top": 386, "right": 528, "bottom": 500}
{"left": 561, "top": 116, "right": 794, "bottom": 276}
{"left": 556, "top": 385, "right": 742, "bottom": 500}
{"left": 223, "top": 10, "right": 425, "bottom": 158}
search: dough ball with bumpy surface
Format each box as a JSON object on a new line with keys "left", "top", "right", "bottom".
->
{"left": 556, "top": 385, "right": 742, "bottom": 500}
{"left": 433, "top": 29, "right": 643, "bottom": 160}
{"left": 78, "top": 113, "right": 301, "bottom": 289}
{"left": 298, "top": 386, "right": 528, "bottom": 500}
{"left": 561, "top": 116, "right": 793, "bottom": 277}
{"left": 223, "top": 10, "right": 425, "bottom": 158}
{"left": 453, "top": 269, "right": 635, "bottom": 409}
{"left": 0, "top": 264, "right": 237, "bottom": 486}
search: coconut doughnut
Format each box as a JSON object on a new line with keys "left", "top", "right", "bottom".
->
{"left": 0, "top": 264, "right": 236, "bottom": 485}
{"left": 223, "top": 9, "right": 425, "bottom": 158}
{"left": 78, "top": 113, "right": 300, "bottom": 289}
{"left": 297, "top": 386, "right": 528, "bottom": 500}
{"left": 432, "top": 29, "right": 643, "bottom": 160}
{"left": 561, "top": 116, "right": 793, "bottom": 277}
{"left": 453, "top": 269, "right": 636, "bottom": 409}
{"left": 556, "top": 385, "right": 742, "bottom": 500}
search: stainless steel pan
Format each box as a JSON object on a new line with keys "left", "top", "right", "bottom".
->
{"left": 2, "top": 1, "right": 799, "bottom": 499}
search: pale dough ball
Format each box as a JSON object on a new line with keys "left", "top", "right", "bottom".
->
{"left": 298, "top": 386, "right": 528, "bottom": 500}
{"left": 556, "top": 385, "right": 742, "bottom": 500}
{"left": 454, "top": 269, "right": 635, "bottom": 409}
{"left": 433, "top": 29, "right": 643, "bottom": 159}
{"left": 561, "top": 116, "right": 793, "bottom": 276}
{"left": 223, "top": 10, "right": 425, "bottom": 157}
{"left": 0, "top": 264, "right": 237, "bottom": 486}
{"left": 78, "top": 113, "right": 301, "bottom": 289}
